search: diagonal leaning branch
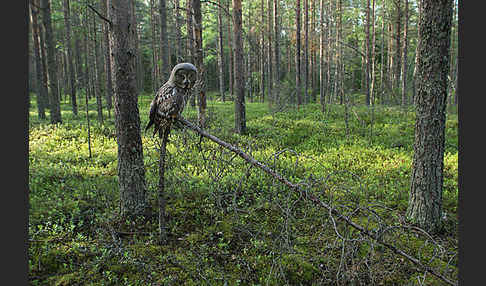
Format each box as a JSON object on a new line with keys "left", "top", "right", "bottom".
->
{"left": 172, "top": 115, "right": 457, "bottom": 286}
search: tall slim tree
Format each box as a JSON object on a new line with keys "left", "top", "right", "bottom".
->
{"left": 303, "top": 0, "right": 309, "bottom": 103}
{"left": 193, "top": 0, "right": 206, "bottom": 128}
{"left": 272, "top": 0, "right": 280, "bottom": 104}
{"left": 102, "top": 0, "right": 113, "bottom": 116}
{"left": 295, "top": 0, "right": 302, "bottom": 106}
{"left": 233, "top": 0, "right": 246, "bottom": 134}
{"left": 260, "top": 0, "right": 265, "bottom": 103}
{"left": 217, "top": 0, "right": 225, "bottom": 101}
{"left": 406, "top": 0, "right": 453, "bottom": 233}
{"left": 266, "top": 0, "right": 273, "bottom": 106}
{"left": 401, "top": 0, "right": 409, "bottom": 105}
{"left": 365, "top": 0, "right": 371, "bottom": 106}
{"left": 319, "top": 0, "right": 325, "bottom": 111}
{"left": 63, "top": 0, "right": 77, "bottom": 116}
{"left": 160, "top": 0, "right": 170, "bottom": 82}
{"left": 30, "top": 1, "right": 48, "bottom": 119}
{"left": 108, "top": 0, "right": 148, "bottom": 218}
{"left": 41, "top": 0, "right": 62, "bottom": 124}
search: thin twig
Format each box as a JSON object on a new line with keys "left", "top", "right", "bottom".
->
{"left": 88, "top": 4, "right": 112, "bottom": 27}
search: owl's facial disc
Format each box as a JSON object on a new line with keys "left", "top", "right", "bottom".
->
{"left": 175, "top": 71, "right": 196, "bottom": 89}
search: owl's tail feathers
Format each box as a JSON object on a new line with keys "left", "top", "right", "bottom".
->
{"left": 145, "top": 119, "right": 160, "bottom": 137}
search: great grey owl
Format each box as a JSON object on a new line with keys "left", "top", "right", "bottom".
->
{"left": 145, "top": 63, "right": 198, "bottom": 137}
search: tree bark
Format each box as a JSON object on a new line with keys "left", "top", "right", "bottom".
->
{"left": 295, "top": 0, "right": 302, "bottom": 106}
{"left": 260, "top": 0, "right": 265, "bottom": 103}
{"left": 319, "top": 0, "right": 325, "bottom": 111}
{"left": 30, "top": 1, "right": 48, "bottom": 119}
{"left": 266, "top": 0, "right": 273, "bottom": 106}
{"left": 401, "top": 0, "right": 409, "bottom": 106}
{"left": 91, "top": 11, "right": 103, "bottom": 123}
{"left": 102, "top": 0, "right": 113, "bottom": 115}
{"left": 63, "top": 0, "right": 78, "bottom": 116}
{"left": 304, "top": 0, "right": 309, "bottom": 104}
{"left": 233, "top": 0, "right": 246, "bottom": 134}
{"left": 41, "top": 0, "right": 62, "bottom": 124}
{"left": 406, "top": 0, "right": 452, "bottom": 234}
{"left": 217, "top": 0, "right": 225, "bottom": 101}
{"left": 108, "top": 0, "right": 148, "bottom": 218}
{"left": 365, "top": 0, "right": 371, "bottom": 106}
{"left": 272, "top": 0, "right": 280, "bottom": 105}
{"left": 160, "top": 0, "right": 170, "bottom": 82}
{"left": 226, "top": 0, "right": 234, "bottom": 100}
{"left": 192, "top": 0, "right": 206, "bottom": 128}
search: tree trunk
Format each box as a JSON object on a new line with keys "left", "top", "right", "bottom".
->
{"left": 260, "top": 0, "right": 265, "bottom": 103}
{"left": 108, "top": 0, "right": 148, "bottom": 218}
{"left": 380, "top": 0, "right": 385, "bottom": 104}
{"left": 401, "top": 0, "right": 409, "bottom": 106}
{"left": 217, "top": 0, "right": 225, "bottom": 101}
{"left": 406, "top": 0, "right": 452, "bottom": 234}
{"left": 266, "top": 0, "right": 273, "bottom": 106}
{"left": 295, "top": 0, "right": 302, "bottom": 106}
{"left": 319, "top": 0, "right": 325, "bottom": 111}
{"left": 73, "top": 12, "right": 84, "bottom": 89}
{"left": 91, "top": 11, "right": 103, "bottom": 123}
{"left": 159, "top": 0, "right": 170, "bottom": 82}
{"left": 304, "top": 0, "right": 309, "bottom": 104}
{"left": 131, "top": 0, "right": 143, "bottom": 93}
{"left": 370, "top": 0, "right": 376, "bottom": 105}
{"left": 102, "top": 0, "right": 113, "bottom": 116}
{"left": 233, "top": 0, "right": 246, "bottom": 134}
{"left": 174, "top": 0, "right": 183, "bottom": 62}
{"left": 193, "top": 0, "right": 206, "bottom": 128}
{"left": 394, "top": 0, "right": 402, "bottom": 94}
{"left": 365, "top": 0, "right": 371, "bottom": 106}
{"left": 41, "top": 0, "right": 62, "bottom": 124}
{"left": 63, "top": 0, "right": 77, "bottom": 116}
{"left": 273, "top": 0, "right": 280, "bottom": 105}
{"left": 226, "top": 0, "right": 234, "bottom": 100}
{"left": 30, "top": 1, "right": 48, "bottom": 119}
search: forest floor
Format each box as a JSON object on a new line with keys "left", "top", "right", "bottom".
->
{"left": 28, "top": 92, "right": 458, "bottom": 285}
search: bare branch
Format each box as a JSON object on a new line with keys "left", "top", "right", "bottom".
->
{"left": 88, "top": 4, "right": 112, "bottom": 27}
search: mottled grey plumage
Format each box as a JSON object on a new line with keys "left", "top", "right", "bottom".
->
{"left": 145, "top": 63, "right": 197, "bottom": 137}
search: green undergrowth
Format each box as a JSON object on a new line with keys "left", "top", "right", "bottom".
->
{"left": 29, "top": 93, "right": 458, "bottom": 285}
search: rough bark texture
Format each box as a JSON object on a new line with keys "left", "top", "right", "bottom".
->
{"left": 41, "top": 0, "right": 62, "bottom": 124}
{"left": 92, "top": 12, "right": 104, "bottom": 123}
{"left": 406, "top": 0, "right": 452, "bottom": 234}
{"left": 233, "top": 0, "right": 246, "bottom": 134}
{"left": 260, "top": 0, "right": 265, "bottom": 103}
{"left": 266, "top": 0, "right": 273, "bottom": 105}
{"left": 63, "top": 0, "right": 78, "bottom": 116}
{"left": 108, "top": 0, "right": 147, "bottom": 218}
{"left": 303, "top": 0, "right": 309, "bottom": 104}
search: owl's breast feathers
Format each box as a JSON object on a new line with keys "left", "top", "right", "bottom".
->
{"left": 145, "top": 84, "right": 189, "bottom": 137}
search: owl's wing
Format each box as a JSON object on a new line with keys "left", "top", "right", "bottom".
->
{"left": 145, "top": 84, "right": 175, "bottom": 136}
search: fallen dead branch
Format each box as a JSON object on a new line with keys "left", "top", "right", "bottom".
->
{"left": 172, "top": 115, "right": 457, "bottom": 286}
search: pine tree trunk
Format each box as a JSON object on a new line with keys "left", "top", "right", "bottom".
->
{"left": 406, "top": 0, "right": 452, "bottom": 234}
{"left": 304, "top": 0, "right": 309, "bottom": 104}
{"left": 63, "top": 0, "right": 77, "bottom": 115}
{"left": 233, "top": 0, "right": 246, "bottom": 134}
{"left": 260, "top": 0, "right": 265, "bottom": 103}
{"left": 217, "top": 0, "right": 225, "bottom": 101}
{"left": 319, "top": 0, "right": 325, "bottom": 111}
{"left": 108, "top": 0, "right": 148, "bottom": 218}
{"left": 73, "top": 13, "right": 84, "bottom": 89}
{"left": 226, "top": 0, "right": 234, "bottom": 100}
{"left": 370, "top": 0, "right": 376, "bottom": 105}
{"left": 394, "top": 0, "right": 402, "bottom": 95}
{"left": 159, "top": 0, "right": 170, "bottom": 82}
{"left": 273, "top": 0, "right": 280, "bottom": 105}
{"left": 364, "top": 0, "right": 371, "bottom": 106}
{"left": 102, "top": 0, "right": 113, "bottom": 115}
{"left": 295, "top": 0, "right": 302, "bottom": 106}
{"left": 266, "top": 0, "right": 273, "bottom": 106}
{"left": 91, "top": 12, "right": 103, "bottom": 123}
{"left": 401, "top": 0, "right": 409, "bottom": 106}
{"left": 174, "top": 0, "right": 182, "bottom": 62}
{"left": 30, "top": 1, "right": 47, "bottom": 119}
{"left": 41, "top": 0, "right": 62, "bottom": 124}
{"left": 193, "top": 0, "right": 206, "bottom": 128}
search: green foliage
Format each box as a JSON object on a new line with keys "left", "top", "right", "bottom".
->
{"left": 29, "top": 94, "right": 458, "bottom": 285}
